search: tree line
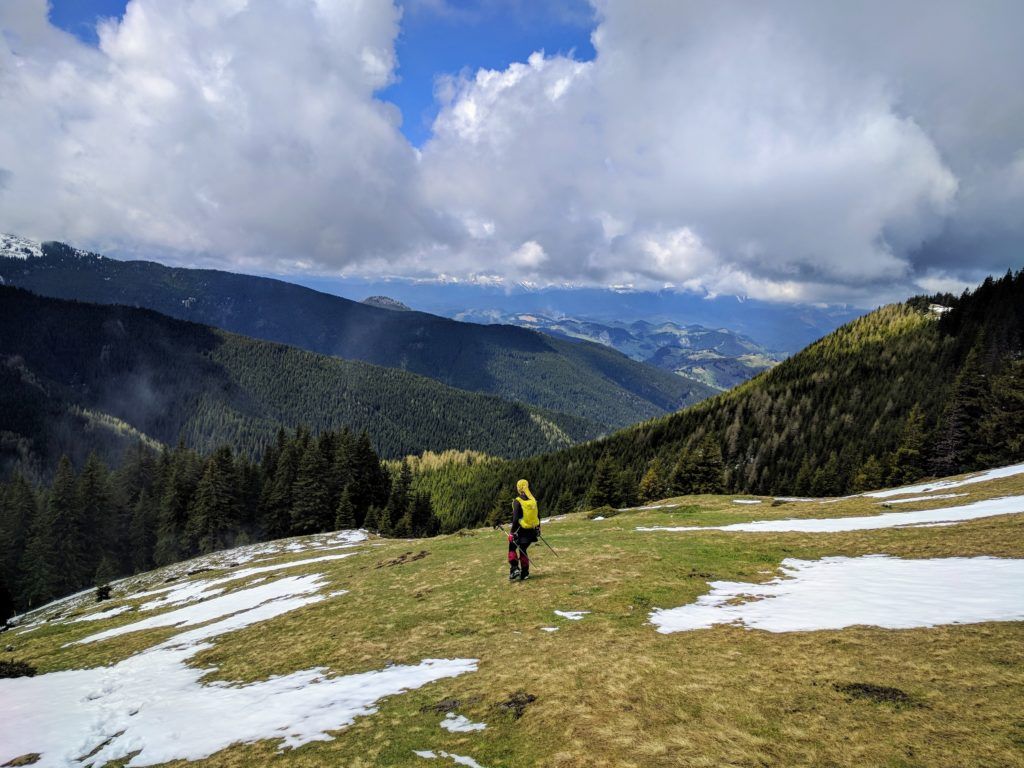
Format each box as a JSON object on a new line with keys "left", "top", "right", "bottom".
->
{"left": 0, "top": 427, "right": 440, "bottom": 621}
{"left": 414, "top": 270, "right": 1024, "bottom": 530}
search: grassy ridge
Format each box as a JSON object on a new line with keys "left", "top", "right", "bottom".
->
{"left": 9, "top": 470, "right": 1024, "bottom": 767}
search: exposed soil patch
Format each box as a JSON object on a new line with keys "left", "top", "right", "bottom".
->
{"left": 587, "top": 506, "right": 619, "bottom": 519}
{"left": 834, "top": 682, "right": 919, "bottom": 707}
{"left": 494, "top": 690, "right": 537, "bottom": 720}
{"left": 0, "top": 659, "right": 36, "bottom": 678}
{"left": 376, "top": 550, "right": 430, "bottom": 568}
{"left": 186, "top": 567, "right": 214, "bottom": 577}
{"left": 421, "top": 695, "right": 481, "bottom": 714}
{"left": 3, "top": 753, "right": 40, "bottom": 766}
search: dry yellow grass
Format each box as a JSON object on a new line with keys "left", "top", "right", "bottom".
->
{"left": 6, "top": 469, "right": 1024, "bottom": 767}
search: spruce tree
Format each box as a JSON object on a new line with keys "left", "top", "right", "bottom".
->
{"left": 638, "top": 457, "right": 669, "bottom": 503}
{"left": 334, "top": 487, "right": 357, "bottom": 530}
{"left": 186, "top": 447, "right": 239, "bottom": 554}
{"left": 49, "top": 456, "right": 90, "bottom": 596}
{"left": 691, "top": 435, "right": 726, "bottom": 494}
{"left": 75, "top": 453, "right": 115, "bottom": 583}
{"left": 586, "top": 455, "right": 618, "bottom": 508}
{"left": 290, "top": 441, "right": 330, "bottom": 535}
{"left": 889, "top": 404, "right": 927, "bottom": 484}
{"left": 385, "top": 460, "right": 413, "bottom": 532}
{"left": 155, "top": 447, "right": 200, "bottom": 566}
{"left": 362, "top": 504, "right": 381, "bottom": 533}
{"left": 128, "top": 490, "right": 157, "bottom": 573}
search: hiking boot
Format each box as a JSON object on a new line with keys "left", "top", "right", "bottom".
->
{"left": 509, "top": 568, "right": 520, "bottom": 581}
{"left": 519, "top": 571, "right": 530, "bottom": 581}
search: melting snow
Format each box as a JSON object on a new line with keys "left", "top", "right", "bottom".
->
{"left": 67, "top": 605, "right": 133, "bottom": 623}
{"left": 2, "top": 565, "right": 477, "bottom": 766}
{"left": 637, "top": 495, "right": 1024, "bottom": 534}
{"left": 591, "top": 516, "right": 606, "bottom": 521}
{"left": 864, "top": 462, "right": 1024, "bottom": 498}
{"left": 440, "top": 713, "right": 487, "bottom": 732}
{"left": 415, "top": 751, "right": 488, "bottom": 767}
{"left": 650, "top": 555, "right": 1024, "bottom": 633}
{"left": 878, "top": 493, "right": 967, "bottom": 505}
{"left": 540, "top": 627, "right": 559, "bottom": 632}
{"left": 554, "top": 610, "right": 590, "bottom": 621}
{"left": 732, "top": 499, "right": 762, "bottom": 505}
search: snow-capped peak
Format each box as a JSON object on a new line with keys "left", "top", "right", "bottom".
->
{"left": 0, "top": 233, "right": 43, "bottom": 259}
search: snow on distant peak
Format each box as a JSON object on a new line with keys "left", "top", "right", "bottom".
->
{"left": 0, "top": 233, "right": 42, "bottom": 259}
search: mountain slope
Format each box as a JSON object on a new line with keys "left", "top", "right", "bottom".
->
{"left": 4, "top": 465, "right": 1023, "bottom": 767}
{"left": 453, "top": 309, "right": 781, "bottom": 390}
{"left": 413, "top": 271, "right": 1024, "bottom": 528}
{"left": 0, "top": 238, "right": 714, "bottom": 430}
{"left": 0, "top": 287, "right": 602, "bottom": 476}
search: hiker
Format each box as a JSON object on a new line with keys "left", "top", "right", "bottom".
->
{"left": 508, "top": 479, "right": 540, "bottom": 581}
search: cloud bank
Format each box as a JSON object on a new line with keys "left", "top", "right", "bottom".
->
{"left": 0, "top": 0, "right": 1021, "bottom": 304}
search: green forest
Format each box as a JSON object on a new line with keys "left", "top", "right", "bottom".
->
{"left": 0, "top": 286, "right": 602, "bottom": 480}
{"left": 0, "top": 427, "right": 439, "bottom": 621}
{"left": 0, "top": 242, "right": 714, "bottom": 430}
{"left": 414, "top": 271, "right": 1024, "bottom": 530}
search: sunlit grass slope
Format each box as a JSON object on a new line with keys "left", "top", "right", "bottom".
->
{"left": 6, "top": 467, "right": 1024, "bottom": 767}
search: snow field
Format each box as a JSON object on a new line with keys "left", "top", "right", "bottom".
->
{"left": 1, "top": 530, "right": 480, "bottom": 767}
{"left": 637, "top": 495, "right": 1024, "bottom": 533}
{"left": 440, "top": 713, "right": 487, "bottom": 732}
{"left": 650, "top": 555, "right": 1024, "bottom": 633}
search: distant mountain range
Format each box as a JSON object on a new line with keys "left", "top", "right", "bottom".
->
{"left": 450, "top": 309, "right": 781, "bottom": 391}
{"left": 0, "top": 236, "right": 715, "bottom": 434}
{"left": 286, "top": 274, "right": 863, "bottom": 354}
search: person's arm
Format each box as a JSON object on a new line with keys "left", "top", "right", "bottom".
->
{"left": 510, "top": 498, "right": 523, "bottom": 534}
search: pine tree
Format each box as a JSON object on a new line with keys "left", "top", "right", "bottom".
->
{"left": 385, "top": 460, "right": 413, "bottom": 533}
{"left": 691, "top": 435, "right": 726, "bottom": 494}
{"left": 409, "top": 492, "right": 438, "bottom": 537}
{"left": 586, "top": 455, "right": 618, "bottom": 508}
{"left": 186, "top": 447, "right": 240, "bottom": 554}
{"left": 851, "top": 455, "right": 885, "bottom": 492}
{"left": 48, "top": 456, "right": 90, "bottom": 596}
{"left": 128, "top": 490, "right": 157, "bottom": 573}
{"left": 931, "top": 344, "right": 990, "bottom": 475}
{"left": 553, "top": 490, "right": 574, "bottom": 516}
{"left": 889, "top": 403, "right": 927, "bottom": 484}
{"left": 638, "top": 457, "right": 669, "bottom": 503}
{"left": 362, "top": 504, "right": 381, "bottom": 533}
{"left": 155, "top": 447, "right": 200, "bottom": 566}
{"left": 670, "top": 448, "right": 698, "bottom": 495}
{"left": 75, "top": 453, "right": 115, "bottom": 582}
{"left": 290, "top": 440, "right": 331, "bottom": 535}
{"left": 0, "top": 473, "right": 35, "bottom": 602}
{"left": 334, "top": 487, "right": 357, "bottom": 530}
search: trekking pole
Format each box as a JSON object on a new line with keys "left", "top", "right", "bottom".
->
{"left": 538, "top": 532, "right": 559, "bottom": 557}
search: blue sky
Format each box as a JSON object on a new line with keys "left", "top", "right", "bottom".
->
{"left": 48, "top": 0, "right": 596, "bottom": 146}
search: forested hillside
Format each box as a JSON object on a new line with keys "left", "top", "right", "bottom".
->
{"left": 0, "top": 287, "right": 601, "bottom": 480}
{"left": 0, "top": 239, "right": 714, "bottom": 430}
{"left": 416, "top": 272, "right": 1024, "bottom": 529}
{"left": 0, "top": 427, "right": 444, "bottom": 619}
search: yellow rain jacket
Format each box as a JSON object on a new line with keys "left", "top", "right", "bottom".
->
{"left": 515, "top": 479, "right": 540, "bottom": 529}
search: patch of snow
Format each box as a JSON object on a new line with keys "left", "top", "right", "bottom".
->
{"left": 621, "top": 503, "right": 676, "bottom": 511}
{"left": 2, "top": 565, "right": 478, "bottom": 767}
{"left": 636, "top": 495, "right": 1024, "bottom": 534}
{"left": 328, "top": 589, "right": 350, "bottom": 598}
{"left": 73, "top": 574, "right": 327, "bottom": 645}
{"left": 773, "top": 497, "right": 816, "bottom": 503}
{"left": 650, "top": 555, "right": 1024, "bottom": 633}
{"left": 0, "top": 233, "right": 42, "bottom": 259}
{"left": 542, "top": 515, "right": 566, "bottom": 523}
{"left": 540, "top": 627, "right": 559, "bottom": 632}
{"left": 67, "top": 605, "right": 133, "bottom": 623}
{"left": 732, "top": 499, "right": 762, "bottom": 505}
{"left": 440, "top": 713, "right": 487, "bottom": 732}
{"left": 591, "top": 516, "right": 606, "bottom": 521}
{"left": 554, "top": 610, "right": 590, "bottom": 621}
{"left": 415, "top": 752, "right": 488, "bottom": 768}
{"left": 878, "top": 493, "right": 967, "bottom": 505}
{"left": 864, "top": 462, "right": 1024, "bottom": 498}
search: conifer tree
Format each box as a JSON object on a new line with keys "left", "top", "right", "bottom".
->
{"left": 851, "top": 455, "right": 885, "bottom": 492}
{"left": 586, "top": 455, "right": 618, "bottom": 508}
{"left": 128, "top": 490, "right": 157, "bottom": 573}
{"left": 186, "top": 447, "right": 240, "bottom": 554}
{"left": 48, "top": 456, "right": 90, "bottom": 596}
{"left": 385, "top": 460, "right": 413, "bottom": 531}
{"left": 155, "top": 446, "right": 200, "bottom": 566}
{"left": 889, "top": 404, "right": 927, "bottom": 484}
{"left": 638, "top": 457, "right": 669, "bottom": 503}
{"left": 362, "top": 504, "right": 381, "bottom": 533}
{"left": 290, "top": 440, "right": 331, "bottom": 535}
{"left": 691, "top": 435, "right": 726, "bottom": 494}
{"left": 75, "top": 452, "right": 114, "bottom": 582}
{"left": 334, "top": 487, "right": 356, "bottom": 530}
